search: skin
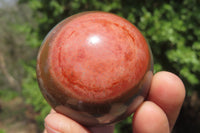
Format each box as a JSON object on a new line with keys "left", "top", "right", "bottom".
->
{"left": 43, "top": 71, "right": 186, "bottom": 133}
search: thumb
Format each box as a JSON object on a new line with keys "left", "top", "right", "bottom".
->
{"left": 44, "top": 111, "right": 90, "bottom": 133}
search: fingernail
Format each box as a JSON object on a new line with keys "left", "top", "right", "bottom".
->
{"left": 45, "top": 123, "right": 60, "bottom": 133}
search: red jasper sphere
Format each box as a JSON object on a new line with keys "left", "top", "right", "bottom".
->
{"left": 37, "top": 11, "right": 153, "bottom": 126}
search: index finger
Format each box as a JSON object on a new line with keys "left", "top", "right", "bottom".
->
{"left": 147, "top": 71, "right": 186, "bottom": 130}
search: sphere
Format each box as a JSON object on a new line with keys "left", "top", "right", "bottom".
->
{"left": 36, "top": 11, "right": 153, "bottom": 126}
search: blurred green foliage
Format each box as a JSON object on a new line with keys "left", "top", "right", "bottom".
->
{"left": 17, "top": 0, "right": 200, "bottom": 132}
{"left": 0, "top": 129, "right": 5, "bottom": 133}
{"left": 0, "top": 89, "right": 18, "bottom": 102}
{"left": 22, "top": 60, "right": 51, "bottom": 130}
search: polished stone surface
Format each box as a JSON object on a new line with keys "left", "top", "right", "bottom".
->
{"left": 37, "top": 11, "right": 153, "bottom": 126}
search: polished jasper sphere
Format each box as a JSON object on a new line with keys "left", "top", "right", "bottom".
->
{"left": 37, "top": 11, "right": 153, "bottom": 126}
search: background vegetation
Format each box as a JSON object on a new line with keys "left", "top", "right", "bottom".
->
{"left": 0, "top": 0, "right": 200, "bottom": 132}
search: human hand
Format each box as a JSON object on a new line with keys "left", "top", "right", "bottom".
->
{"left": 43, "top": 71, "right": 185, "bottom": 133}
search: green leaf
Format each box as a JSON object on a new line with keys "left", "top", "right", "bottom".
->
{"left": 180, "top": 67, "right": 199, "bottom": 85}
{"left": 29, "top": 0, "right": 42, "bottom": 10}
{"left": 193, "top": 42, "right": 200, "bottom": 50}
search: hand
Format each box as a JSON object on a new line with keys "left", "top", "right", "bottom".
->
{"left": 43, "top": 71, "right": 185, "bottom": 133}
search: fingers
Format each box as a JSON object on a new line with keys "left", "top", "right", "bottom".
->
{"left": 44, "top": 110, "right": 114, "bottom": 133}
{"left": 147, "top": 71, "right": 186, "bottom": 130}
{"left": 132, "top": 101, "right": 170, "bottom": 133}
{"left": 44, "top": 110, "right": 90, "bottom": 133}
{"left": 44, "top": 71, "right": 185, "bottom": 133}
{"left": 132, "top": 71, "right": 185, "bottom": 133}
